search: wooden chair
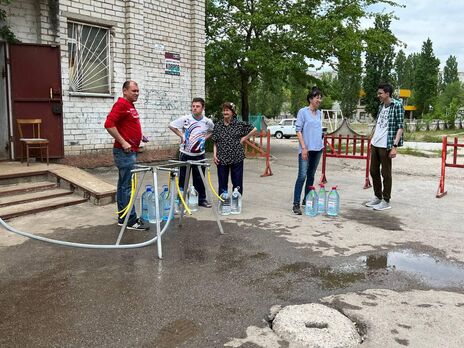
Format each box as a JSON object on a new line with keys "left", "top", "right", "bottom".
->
{"left": 16, "top": 118, "right": 49, "bottom": 166}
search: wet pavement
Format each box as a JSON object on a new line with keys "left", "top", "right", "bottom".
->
{"left": 1, "top": 140, "right": 464, "bottom": 347}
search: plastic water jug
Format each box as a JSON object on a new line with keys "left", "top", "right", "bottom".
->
{"left": 327, "top": 186, "right": 340, "bottom": 217}
{"left": 218, "top": 190, "right": 231, "bottom": 215}
{"left": 160, "top": 185, "right": 172, "bottom": 221}
{"left": 141, "top": 185, "right": 152, "bottom": 222}
{"left": 304, "top": 186, "right": 318, "bottom": 217}
{"left": 187, "top": 185, "right": 198, "bottom": 212}
{"left": 231, "top": 187, "right": 242, "bottom": 214}
{"left": 317, "top": 184, "right": 326, "bottom": 215}
{"left": 175, "top": 188, "right": 184, "bottom": 214}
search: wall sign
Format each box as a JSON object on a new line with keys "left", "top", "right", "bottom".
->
{"left": 165, "top": 52, "right": 180, "bottom": 76}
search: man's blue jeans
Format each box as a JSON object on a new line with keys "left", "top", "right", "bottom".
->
{"left": 293, "top": 150, "right": 322, "bottom": 205}
{"left": 113, "top": 148, "right": 137, "bottom": 225}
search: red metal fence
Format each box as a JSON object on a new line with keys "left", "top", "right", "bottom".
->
{"left": 436, "top": 136, "right": 464, "bottom": 198}
{"left": 320, "top": 134, "right": 372, "bottom": 189}
{"left": 244, "top": 130, "right": 273, "bottom": 177}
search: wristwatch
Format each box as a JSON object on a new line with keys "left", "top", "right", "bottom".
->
{"left": 393, "top": 144, "right": 398, "bottom": 148}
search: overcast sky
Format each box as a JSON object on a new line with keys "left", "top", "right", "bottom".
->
{"left": 371, "top": 0, "right": 464, "bottom": 71}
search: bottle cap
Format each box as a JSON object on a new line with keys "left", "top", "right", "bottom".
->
{"left": 309, "top": 186, "right": 315, "bottom": 189}
{"left": 332, "top": 186, "right": 337, "bottom": 190}
{"left": 146, "top": 184, "right": 152, "bottom": 191}
{"left": 320, "top": 184, "right": 325, "bottom": 188}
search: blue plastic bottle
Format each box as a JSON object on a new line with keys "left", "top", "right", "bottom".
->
{"left": 327, "top": 186, "right": 340, "bottom": 217}
{"left": 304, "top": 186, "right": 318, "bottom": 217}
{"left": 141, "top": 185, "right": 152, "bottom": 222}
{"left": 317, "top": 184, "right": 326, "bottom": 215}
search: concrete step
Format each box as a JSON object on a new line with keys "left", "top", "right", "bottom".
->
{"left": 0, "top": 188, "right": 73, "bottom": 207}
{"left": 0, "top": 181, "right": 57, "bottom": 197}
{"left": 0, "top": 195, "right": 88, "bottom": 220}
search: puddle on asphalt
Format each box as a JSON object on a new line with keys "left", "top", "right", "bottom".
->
{"left": 344, "top": 249, "right": 464, "bottom": 287}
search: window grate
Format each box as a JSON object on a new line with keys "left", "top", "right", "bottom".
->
{"left": 68, "top": 21, "right": 111, "bottom": 94}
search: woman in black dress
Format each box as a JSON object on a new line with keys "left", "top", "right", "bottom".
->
{"left": 212, "top": 102, "right": 257, "bottom": 195}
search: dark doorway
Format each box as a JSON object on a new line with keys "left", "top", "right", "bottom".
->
{"left": 9, "top": 43, "right": 64, "bottom": 159}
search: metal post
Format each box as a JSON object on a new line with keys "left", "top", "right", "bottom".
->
{"left": 152, "top": 169, "right": 163, "bottom": 259}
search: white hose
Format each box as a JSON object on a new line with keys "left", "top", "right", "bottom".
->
{"left": 0, "top": 211, "right": 173, "bottom": 250}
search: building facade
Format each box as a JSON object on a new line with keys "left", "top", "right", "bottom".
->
{"left": 0, "top": 0, "right": 205, "bottom": 159}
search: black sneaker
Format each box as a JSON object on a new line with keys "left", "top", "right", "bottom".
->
{"left": 199, "top": 200, "right": 212, "bottom": 208}
{"left": 126, "top": 218, "right": 149, "bottom": 231}
{"left": 292, "top": 204, "right": 302, "bottom": 215}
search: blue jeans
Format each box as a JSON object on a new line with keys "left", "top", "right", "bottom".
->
{"left": 217, "top": 161, "right": 244, "bottom": 195}
{"left": 113, "top": 148, "right": 137, "bottom": 224}
{"left": 179, "top": 153, "right": 207, "bottom": 202}
{"left": 293, "top": 150, "right": 322, "bottom": 205}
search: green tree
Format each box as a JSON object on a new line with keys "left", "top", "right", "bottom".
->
{"left": 402, "top": 53, "right": 419, "bottom": 90}
{"left": 206, "top": 0, "right": 400, "bottom": 121}
{"left": 362, "top": 15, "right": 397, "bottom": 117}
{"left": 432, "top": 81, "right": 464, "bottom": 127}
{"left": 335, "top": 52, "right": 362, "bottom": 118}
{"left": 414, "top": 38, "right": 440, "bottom": 116}
{"left": 249, "top": 75, "right": 285, "bottom": 117}
{"left": 394, "top": 49, "right": 407, "bottom": 88}
{"left": 443, "top": 55, "right": 459, "bottom": 86}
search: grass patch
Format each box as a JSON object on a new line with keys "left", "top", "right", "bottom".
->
{"left": 397, "top": 148, "right": 432, "bottom": 157}
{"left": 404, "top": 129, "right": 464, "bottom": 142}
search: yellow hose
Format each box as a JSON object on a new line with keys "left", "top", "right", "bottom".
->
{"left": 208, "top": 170, "right": 223, "bottom": 201}
{"left": 117, "top": 173, "right": 137, "bottom": 218}
{"left": 175, "top": 177, "right": 192, "bottom": 215}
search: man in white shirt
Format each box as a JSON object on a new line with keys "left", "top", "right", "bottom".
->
{"left": 365, "top": 83, "right": 404, "bottom": 211}
{"left": 169, "top": 98, "right": 214, "bottom": 207}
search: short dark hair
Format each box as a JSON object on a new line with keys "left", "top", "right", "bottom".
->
{"left": 378, "top": 83, "right": 393, "bottom": 97}
{"left": 306, "top": 86, "right": 322, "bottom": 103}
{"left": 123, "top": 80, "right": 137, "bottom": 90}
{"left": 192, "top": 97, "right": 205, "bottom": 107}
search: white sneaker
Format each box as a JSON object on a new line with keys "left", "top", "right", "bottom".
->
{"left": 373, "top": 200, "right": 391, "bottom": 211}
{"left": 365, "top": 197, "right": 382, "bottom": 207}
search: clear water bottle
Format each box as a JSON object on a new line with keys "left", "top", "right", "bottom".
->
{"left": 327, "top": 186, "right": 340, "bottom": 217}
{"left": 175, "top": 188, "right": 184, "bottom": 214}
{"left": 231, "top": 187, "right": 242, "bottom": 214}
{"left": 148, "top": 187, "right": 161, "bottom": 224}
{"left": 317, "top": 184, "right": 326, "bottom": 215}
{"left": 304, "top": 186, "right": 318, "bottom": 217}
{"left": 187, "top": 185, "right": 198, "bottom": 212}
{"left": 218, "top": 190, "right": 231, "bottom": 215}
{"left": 141, "top": 185, "right": 152, "bottom": 222}
{"left": 160, "top": 185, "right": 172, "bottom": 221}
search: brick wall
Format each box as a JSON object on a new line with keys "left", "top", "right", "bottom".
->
{"left": 2, "top": 0, "right": 205, "bottom": 156}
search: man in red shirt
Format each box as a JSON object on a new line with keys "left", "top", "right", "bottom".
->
{"left": 105, "top": 80, "right": 148, "bottom": 230}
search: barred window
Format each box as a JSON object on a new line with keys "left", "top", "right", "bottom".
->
{"left": 67, "top": 21, "right": 110, "bottom": 94}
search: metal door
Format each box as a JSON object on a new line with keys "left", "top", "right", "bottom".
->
{"left": 0, "top": 43, "right": 9, "bottom": 160}
{"left": 9, "top": 43, "right": 64, "bottom": 159}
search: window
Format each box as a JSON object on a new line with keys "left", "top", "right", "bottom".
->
{"left": 283, "top": 120, "right": 292, "bottom": 126}
{"left": 68, "top": 21, "right": 110, "bottom": 94}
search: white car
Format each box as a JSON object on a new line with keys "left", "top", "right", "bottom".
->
{"left": 268, "top": 118, "right": 297, "bottom": 139}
